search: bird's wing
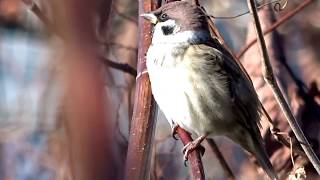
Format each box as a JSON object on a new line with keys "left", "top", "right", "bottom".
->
{"left": 187, "top": 40, "right": 262, "bottom": 134}
{"left": 187, "top": 41, "right": 277, "bottom": 179}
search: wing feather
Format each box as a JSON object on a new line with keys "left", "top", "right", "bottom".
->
{"left": 189, "top": 39, "right": 262, "bottom": 135}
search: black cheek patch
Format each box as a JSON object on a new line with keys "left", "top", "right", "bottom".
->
{"left": 161, "top": 26, "right": 174, "bottom": 35}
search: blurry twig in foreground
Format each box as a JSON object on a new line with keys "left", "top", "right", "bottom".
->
{"left": 50, "top": 0, "right": 117, "bottom": 179}
{"left": 247, "top": 0, "right": 320, "bottom": 174}
{"left": 21, "top": 0, "right": 137, "bottom": 77}
{"left": 237, "top": 0, "right": 314, "bottom": 59}
{"left": 100, "top": 56, "right": 137, "bottom": 76}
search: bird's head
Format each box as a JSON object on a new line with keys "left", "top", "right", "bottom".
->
{"left": 140, "top": 1, "right": 210, "bottom": 44}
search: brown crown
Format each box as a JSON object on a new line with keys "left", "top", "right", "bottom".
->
{"left": 151, "top": 1, "right": 209, "bottom": 32}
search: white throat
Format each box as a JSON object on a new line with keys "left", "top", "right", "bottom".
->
{"left": 151, "top": 19, "right": 211, "bottom": 45}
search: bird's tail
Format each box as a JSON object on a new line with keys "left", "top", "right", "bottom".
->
{"left": 250, "top": 135, "right": 279, "bottom": 180}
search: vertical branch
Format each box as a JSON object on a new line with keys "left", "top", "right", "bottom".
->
{"left": 241, "top": 4, "right": 305, "bottom": 176}
{"left": 246, "top": 0, "right": 320, "bottom": 174}
{"left": 124, "top": 0, "right": 158, "bottom": 179}
{"left": 53, "top": 0, "right": 116, "bottom": 179}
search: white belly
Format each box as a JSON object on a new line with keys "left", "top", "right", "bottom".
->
{"left": 150, "top": 68, "right": 190, "bottom": 124}
{"left": 146, "top": 44, "right": 219, "bottom": 135}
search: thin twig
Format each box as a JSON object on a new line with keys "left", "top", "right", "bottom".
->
{"left": 261, "top": 97, "right": 306, "bottom": 158}
{"left": 246, "top": 0, "right": 320, "bottom": 174}
{"left": 210, "top": 0, "right": 288, "bottom": 19}
{"left": 270, "top": 127, "right": 307, "bottom": 158}
{"left": 99, "top": 56, "right": 137, "bottom": 76}
{"left": 21, "top": 0, "right": 137, "bottom": 77}
{"left": 237, "top": 0, "right": 314, "bottom": 59}
{"left": 206, "top": 139, "right": 235, "bottom": 180}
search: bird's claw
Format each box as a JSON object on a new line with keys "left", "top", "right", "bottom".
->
{"left": 171, "top": 124, "right": 179, "bottom": 140}
{"left": 199, "top": 145, "right": 205, "bottom": 156}
{"left": 182, "top": 142, "right": 193, "bottom": 161}
{"left": 182, "top": 141, "right": 206, "bottom": 162}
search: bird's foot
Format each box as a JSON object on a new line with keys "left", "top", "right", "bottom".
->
{"left": 182, "top": 135, "right": 207, "bottom": 161}
{"left": 171, "top": 124, "right": 179, "bottom": 140}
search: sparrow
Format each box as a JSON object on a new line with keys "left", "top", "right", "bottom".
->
{"left": 141, "top": 1, "right": 278, "bottom": 179}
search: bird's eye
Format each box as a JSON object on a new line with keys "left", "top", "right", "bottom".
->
{"left": 159, "top": 13, "right": 169, "bottom": 21}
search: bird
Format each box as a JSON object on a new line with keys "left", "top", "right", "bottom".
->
{"left": 140, "top": 1, "right": 278, "bottom": 179}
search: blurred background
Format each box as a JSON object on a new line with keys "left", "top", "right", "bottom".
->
{"left": 0, "top": 0, "right": 319, "bottom": 179}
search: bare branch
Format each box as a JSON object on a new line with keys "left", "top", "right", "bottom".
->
{"left": 237, "top": 0, "right": 314, "bottom": 59}
{"left": 21, "top": 0, "right": 137, "bottom": 77}
{"left": 206, "top": 139, "right": 235, "bottom": 180}
{"left": 246, "top": 0, "right": 320, "bottom": 174}
{"left": 176, "top": 127, "right": 205, "bottom": 180}
{"left": 124, "top": 0, "right": 158, "bottom": 179}
{"left": 99, "top": 56, "right": 137, "bottom": 76}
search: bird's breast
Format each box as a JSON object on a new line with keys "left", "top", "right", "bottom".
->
{"left": 146, "top": 44, "right": 233, "bottom": 135}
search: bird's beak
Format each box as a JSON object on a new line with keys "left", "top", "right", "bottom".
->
{"left": 140, "top": 13, "right": 158, "bottom": 24}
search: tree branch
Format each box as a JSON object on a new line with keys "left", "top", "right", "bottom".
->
{"left": 99, "top": 56, "right": 137, "bottom": 76}
{"left": 237, "top": 0, "right": 314, "bottom": 59}
{"left": 246, "top": 0, "right": 320, "bottom": 174}
{"left": 21, "top": 0, "right": 137, "bottom": 77}
{"left": 206, "top": 138, "right": 235, "bottom": 180}
{"left": 124, "top": 0, "right": 158, "bottom": 179}
{"left": 52, "top": 0, "right": 116, "bottom": 178}
{"left": 176, "top": 127, "right": 205, "bottom": 180}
